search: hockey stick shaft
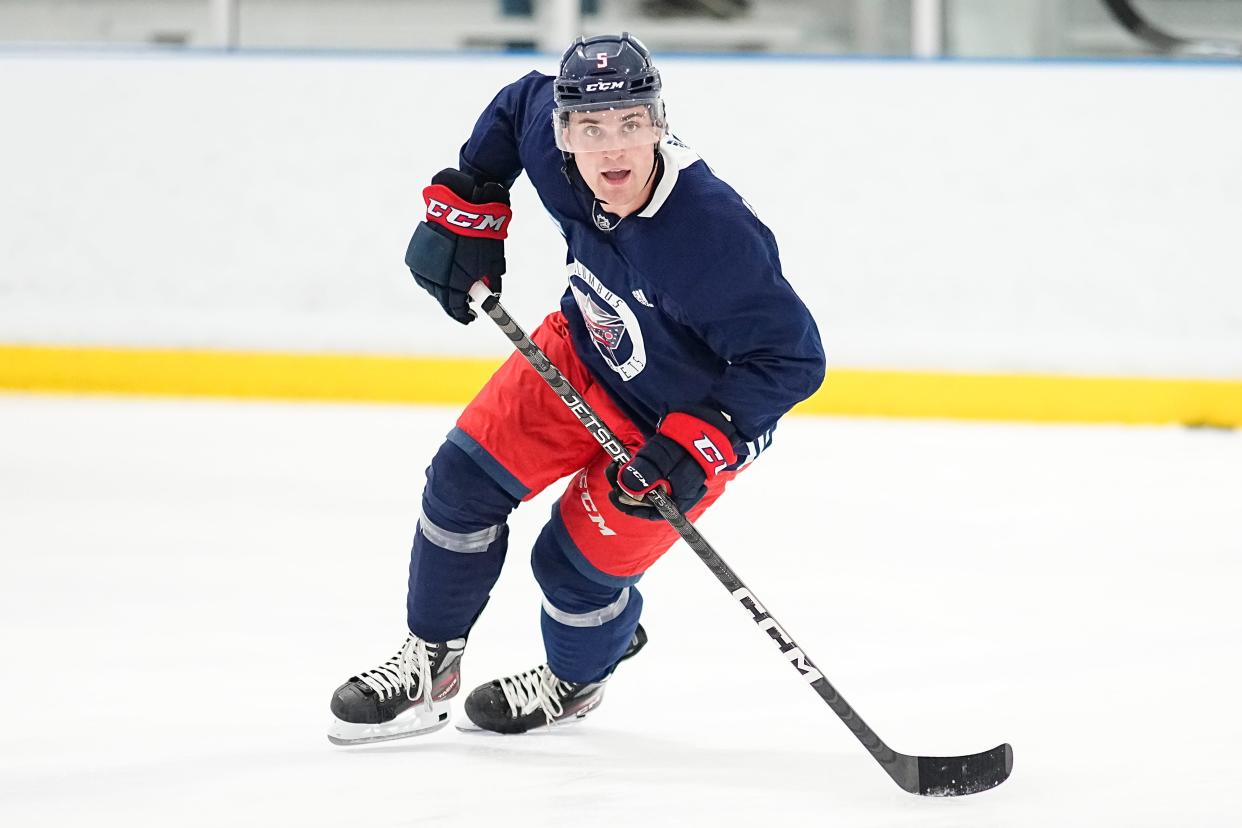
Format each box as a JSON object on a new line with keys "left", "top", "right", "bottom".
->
{"left": 465, "top": 282, "right": 920, "bottom": 789}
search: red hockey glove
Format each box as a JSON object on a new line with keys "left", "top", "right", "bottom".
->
{"left": 606, "top": 408, "right": 738, "bottom": 521}
{"left": 404, "top": 168, "right": 511, "bottom": 324}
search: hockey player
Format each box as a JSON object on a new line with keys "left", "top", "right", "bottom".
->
{"left": 328, "top": 33, "right": 825, "bottom": 744}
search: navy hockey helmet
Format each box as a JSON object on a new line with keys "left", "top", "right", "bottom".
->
{"left": 553, "top": 33, "right": 666, "bottom": 154}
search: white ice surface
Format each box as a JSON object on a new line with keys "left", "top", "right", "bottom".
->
{"left": 1, "top": 394, "right": 1240, "bottom": 826}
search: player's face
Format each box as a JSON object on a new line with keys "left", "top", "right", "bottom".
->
{"left": 566, "top": 107, "right": 660, "bottom": 219}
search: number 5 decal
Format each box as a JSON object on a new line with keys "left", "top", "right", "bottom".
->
{"left": 596, "top": 52, "right": 609, "bottom": 69}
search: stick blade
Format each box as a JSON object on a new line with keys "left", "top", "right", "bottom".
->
{"left": 915, "top": 743, "right": 1013, "bottom": 796}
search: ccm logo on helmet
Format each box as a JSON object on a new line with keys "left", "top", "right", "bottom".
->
{"left": 426, "top": 199, "right": 508, "bottom": 233}
{"left": 584, "top": 80, "right": 626, "bottom": 93}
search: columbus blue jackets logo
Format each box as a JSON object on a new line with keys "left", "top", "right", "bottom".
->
{"left": 568, "top": 260, "right": 647, "bottom": 381}
{"left": 580, "top": 298, "right": 626, "bottom": 351}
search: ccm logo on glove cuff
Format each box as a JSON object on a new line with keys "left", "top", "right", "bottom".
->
{"left": 659, "top": 412, "right": 737, "bottom": 476}
{"left": 423, "top": 184, "right": 512, "bottom": 239}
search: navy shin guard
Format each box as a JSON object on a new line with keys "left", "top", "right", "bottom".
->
{"left": 407, "top": 441, "right": 519, "bottom": 642}
{"left": 531, "top": 521, "right": 645, "bottom": 683}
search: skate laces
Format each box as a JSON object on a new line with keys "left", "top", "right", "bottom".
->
{"left": 358, "top": 635, "right": 437, "bottom": 710}
{"left": 498, "top": 665, "right": 573, "bottom": 725}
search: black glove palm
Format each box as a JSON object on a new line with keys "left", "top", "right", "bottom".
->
{"left": 405, "top": 168, "right": 511, "bottom": 324}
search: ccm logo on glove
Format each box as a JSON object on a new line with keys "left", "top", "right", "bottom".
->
{"left": 658, "top": 412, "right": 737, "bottom": 477}
{"left": 692, "top": 434, "right": 728, "bottom": 472}
{"left": 423, "top": 184, "right": 511, "bottom": 239}
{"left": 406, "top": 169, "right": 511, "bottom": 325}
{"left": 607, "top": 409, "right": 738, "bottom": 521}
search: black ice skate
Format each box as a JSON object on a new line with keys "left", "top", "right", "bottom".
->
{"left": 327, "top": 633, "right": 464, "bottom": 745}
{"left": 460, "top": 624, "right": 647, "bottom": 734}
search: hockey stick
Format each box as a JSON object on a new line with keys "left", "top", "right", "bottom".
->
{"left": 1100, "top": 0, "right": 1242, "bottom": 58}
{"left": 466, "top": 281, "right": 1012, "bottom": 796}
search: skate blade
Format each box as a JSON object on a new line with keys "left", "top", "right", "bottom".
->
{"left": 455, "top": 698, "right": 600, "bottom": 735}
{"left": 453, "top": 716, "right": 588, "bottom": 735}
{"left": 454, "top": 717, "right": 486, "bottom": 734}
{"left": 327, "top": 706, "right": 451, "bottom": 746}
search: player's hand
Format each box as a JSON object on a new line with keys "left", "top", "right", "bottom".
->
{"left": 405, "top": 169, "right": 511, "bottom": 324}
{"left": 606, "top": 408, "right": 738, "bottom": 520}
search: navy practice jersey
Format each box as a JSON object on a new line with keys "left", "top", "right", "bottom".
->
{"left": 458, "top": 71, "right": 825, "bottom": 460}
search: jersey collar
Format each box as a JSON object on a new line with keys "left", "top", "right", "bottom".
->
{"left": 637, "top": 134, "right": 701, "bottom": 219}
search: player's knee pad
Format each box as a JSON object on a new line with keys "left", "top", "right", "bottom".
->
{"left": 531, "top": 520, "right": 632, "bottom": 610}
{"left": 531, "top": 522, "right": 644, "bottom": 683}
{"left": 421, "top": 439, "right": 519, "bottom": 533}
{"left": 407, "top": 441, "right": 519, "bottom": 642}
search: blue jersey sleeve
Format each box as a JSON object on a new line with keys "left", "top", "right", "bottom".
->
{"left": 458, "top": 71, "right": 555, "bottom": 188}
{"left": 659, "top": 204, "right": 826, "bottom": 442}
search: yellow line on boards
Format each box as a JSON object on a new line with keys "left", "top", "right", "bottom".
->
{"left": 0, "top": 344, "right": 500, "bottom": 406}
{"left": 2, "top": 344, "right": 1240, "bottom": 427}
{"left": 798, "top": 369, "right": 1242, "bottom": 427}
